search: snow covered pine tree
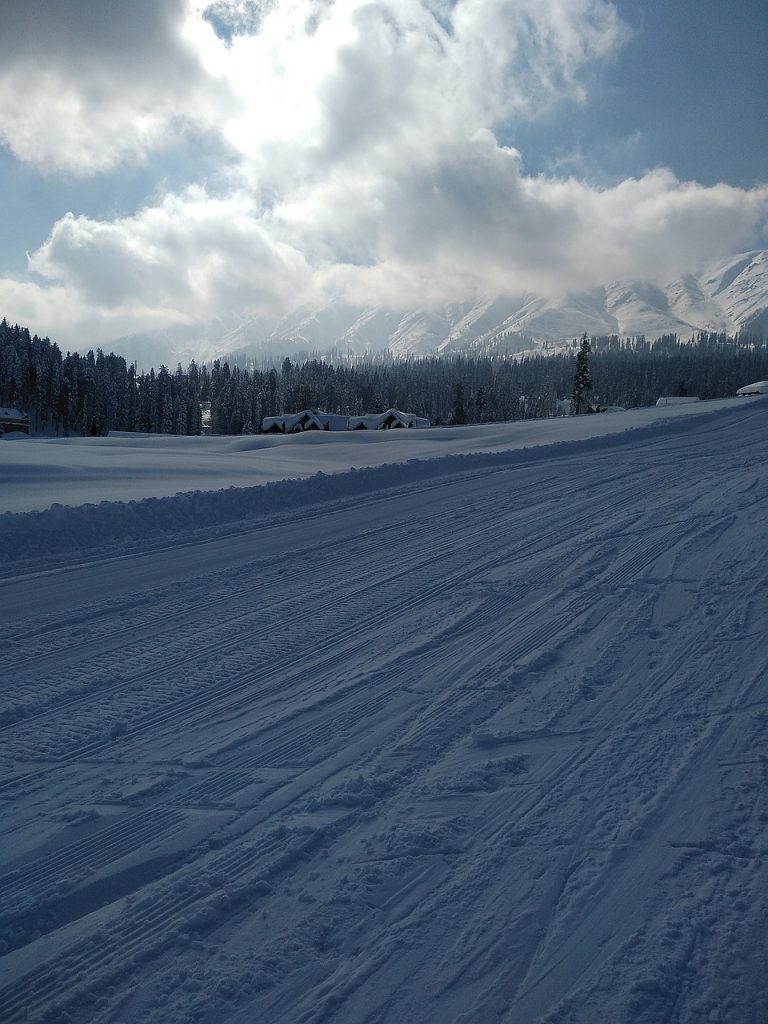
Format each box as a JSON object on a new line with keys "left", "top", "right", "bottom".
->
{"left": 572, "top": 332, "right": 592, "bottom": 414}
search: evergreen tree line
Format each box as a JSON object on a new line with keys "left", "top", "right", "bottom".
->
{"left": 2, "top": 316, "right": 767, "bottom": 436}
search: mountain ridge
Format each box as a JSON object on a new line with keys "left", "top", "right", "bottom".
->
{"left": 114, "top": 250, "right": 768, "bottom": 368}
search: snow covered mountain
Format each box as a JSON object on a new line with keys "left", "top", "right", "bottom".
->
{"left": 115, "top": 250, "right": 768, "bottom": 367}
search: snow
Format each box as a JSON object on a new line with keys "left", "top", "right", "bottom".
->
{"left": 736, "top": 381, "right": 768, "bottom": 396}
{"left": 0, "top": 398, "right": 745, "bottom": 516}
{"left": 262, "top": 409, "right": 429, "bottom": 433}
{"left": 1, "top": 396, "right": 767, "bottom": 1023}
{"left": 112, "top": 250, "right": 768, "bottom": 366}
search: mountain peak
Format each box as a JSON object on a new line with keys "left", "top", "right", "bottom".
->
{"left": 113, "top": 250, "right": 768, "bottom": 368}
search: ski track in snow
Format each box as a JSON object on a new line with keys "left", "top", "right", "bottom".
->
{"left": 1, "top": 402, "right": 768, "bottom": 1023}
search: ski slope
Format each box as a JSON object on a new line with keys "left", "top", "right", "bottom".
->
{"left": 1, "top": 399, "right": 767, "bottom": 1023}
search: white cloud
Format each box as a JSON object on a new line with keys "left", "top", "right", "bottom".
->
{"left": 218, "top": 0, "right": 630, "bottom": 190}
{"left": 2, "top": 0, "right": 768, "bottom": 350}
{"left": 0, "top": 0, "right": 232, "bottom": 175}
{"left": 290, "top": 147, "right": 768, "bottom": 308}
{"left": 19, "top": 156, "right": 768, "bottom": 348}
{"left": 28, "top": 189, "right": 312, "bottom": 314}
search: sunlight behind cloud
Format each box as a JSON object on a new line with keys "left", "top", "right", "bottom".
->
{"left": 222, "top": 0, "right": 353, "bottom": 158}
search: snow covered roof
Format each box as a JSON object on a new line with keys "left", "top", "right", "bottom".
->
{"left": 736, "top": 381, "right": 768, "bottom": 396}
{"left": 285, "top": 411, "right": 324, "bottom": 432}
{"left": 0, "top": 407, "right": 30, "bottom": 435}
{"left": 263, "top": 410, "right": 331, "bottom": 432}
{"left": 349, "top": 409, "right": 429, "bottom": 429}
{"left": 262, "top": 409, "right": 429, "bottom": 432}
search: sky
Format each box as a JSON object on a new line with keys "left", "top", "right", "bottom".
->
{"left": 0, "top": 0, "right": 767, "bottom": 352}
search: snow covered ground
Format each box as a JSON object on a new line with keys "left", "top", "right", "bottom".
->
{"left": 1, "top": 397, "right": 767, "bottom": 1023}
{"left": 0, "top": 398, "right": 749, "bottom": 515}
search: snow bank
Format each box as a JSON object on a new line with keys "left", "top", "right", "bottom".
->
{"left": 0, "top": 398, "right": 745, "bottom": 517}
{"left": 736, "top": 380, "right": 768, "bottom": 395}
{"left": 0, "top": 399, "right": 750, "bottom": 567}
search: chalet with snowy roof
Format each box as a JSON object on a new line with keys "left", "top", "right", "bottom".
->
{"left": 262, "top": 410, "right": 350, "bottom": 433}
{"left": 348, "top": 409, "right": 430, "bottom": 430}
{"left": 352, "top": 407, "right": 430, "bottom": 428}
{"left": 0, "top": 407, "right": 29, "bottom": 436}
{"left": 261, "top": 409, "right": 429, "bottom": 433}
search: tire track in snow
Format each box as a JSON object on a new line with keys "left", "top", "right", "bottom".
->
{"left": 0, "top": 472, "right": 618, "bottom": 978}
{"left": 175, "top": 496, "right": 620, "bottom": 804}
{"left": 0, "top": 507, "right": 506, "bottom": 775}
{"left": 3, "top": 462, "right": 548, "bottom": 704}
{"left": 0, "top": 499, "right": 485, "bottom": 721}
{"left": 0, "top": 495, "right": 578, "bottom": 952}
{"left": 0, "top": 468, "right": 686, "bottom": 986}
{"left": 0, "top": 822, "right": 329, "bottom": 1024}
{"left": 0, "top": 468, "right": 616, "bottom": 786}
{"left": 0, "top": 807, "right": 187, "bottom": 925}
{"left": 493, "top": 556, "right": 765, "bottom": 1016}
{"left": 1, "top": 458, "right": 655, "bottom": 806}
{"left": 7, "top": 415, "right": 763, "bottom": 1022}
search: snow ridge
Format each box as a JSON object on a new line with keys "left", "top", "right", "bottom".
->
{"left": 0, "top": 401, "right": 747, "bottom": 568}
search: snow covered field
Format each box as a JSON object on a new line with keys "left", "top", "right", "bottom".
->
{"left": 0, "top": 398, "right": 744, "bottom": 515}
{"left": 1, "top": 398, "right": 767, "bottom": 1023}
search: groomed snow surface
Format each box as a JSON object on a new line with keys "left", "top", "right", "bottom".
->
{"left": 1, "top": 398, "right": 767, "bottom": 1023}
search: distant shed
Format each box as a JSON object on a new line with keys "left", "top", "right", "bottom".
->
{"left": 0, "top": 407, "right": 30, "bottom": 436}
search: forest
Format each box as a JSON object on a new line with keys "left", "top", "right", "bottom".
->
{"left": 1, "top": 317, "right": 767, "bottom": 436}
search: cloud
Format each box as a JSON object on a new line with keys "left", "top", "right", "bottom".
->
{"left": 0, "top": 277, "right": 183, "bottom": 350}
{"left": 2, "top": 0, "right": 768, "bottom": 351}
{"left": 301, "top": 146, "right": 768, "bottom": 308}
{"left": 218, "top": 0, "right": 630, "bottom": 187}
{"left": 520, "top": 170, "right": 768, "bottom": 290}
{"left": 28, "top": 188, "right": 312, "bottom": 314}
{"left": 202, "top": 0, "right": 277, "bottom": 42}
{"left": 0, "top": 0, "right": 232, "bottom": 175}
{"left": 22, "top": 154, "right": 768, "bottom": 345}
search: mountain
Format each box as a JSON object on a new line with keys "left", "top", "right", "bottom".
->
{"left": 114, "top": 250, "right": 768, "bottom": 368}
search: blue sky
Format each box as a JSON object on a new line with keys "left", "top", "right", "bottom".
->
{"left": 510, "top": 0, "right": 768, "bottom": 188}
{"left": 0, "top": 0, "right": 766, "bottom": 349}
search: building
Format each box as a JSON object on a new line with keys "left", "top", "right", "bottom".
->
{"left": 0, "top": 407, "right": 30, "bottom": 436}
{"left": 261, "top": 409, "right": 429, "bottom": 433}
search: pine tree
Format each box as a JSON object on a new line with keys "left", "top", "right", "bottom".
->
{"left": 475, "top": 385, "right": 487, "bottom": 421}
{"left": 450, "top": 381, "right": 467, "bottom": 424}
{"left": 572, "top": 333, "right": 592, "bottom": 414}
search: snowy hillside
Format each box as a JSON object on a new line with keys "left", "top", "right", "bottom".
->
{"left": 112, "top": 251, "right": 768, "bottom": 367}
{"left": 1, "top": 398, "right": 767, "bottom": 1023}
